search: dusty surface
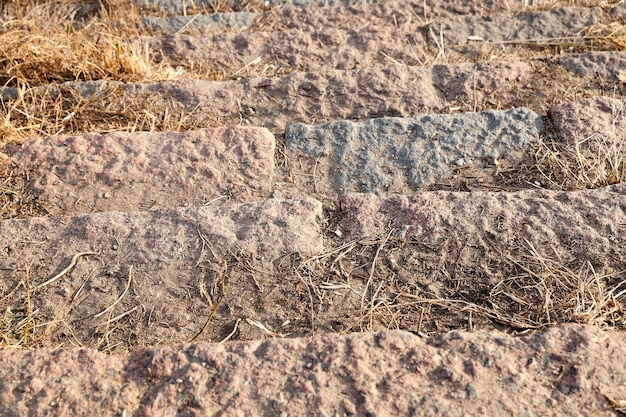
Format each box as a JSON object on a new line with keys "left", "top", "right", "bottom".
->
{"left": 140, "top": 12, "right": 255, "bottom": 34}
{"left": 1, "top": 0, "right": 626, "bottom": 415}
{"left": 1, "top": 324, "right": 625, "bottom": 416}
{"left": 550, "top": 96, "right": 625, "bottom": 150}
{"left": 0, "top": 199, "right": 322, "bottom": 349}
{"left": 4, "top": 126, "right": 275, "bottom": 214}
{"left": 339, "top": 187, "right": 626, "bottom": 272}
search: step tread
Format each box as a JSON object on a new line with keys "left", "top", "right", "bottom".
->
{"left": 339, "top": 186, "right": 626, "bottom": 272}
{"left": 0, "top": 198, "right": 322, "bottom": 267}
{"left": 4, "top": 126, "right": 276, "bottom": 214}
{"left": 3, "top": 51, "right": 623, "bottom": 133}
{"left": 550, "top": 96, "right": 625, "bottom": 151}
{"left": 141, "top": 12, "right": 254, "bottom": 33}
{"left": 285, "top": 107, "right": 542, "bottom": 194}
{"left": 435, "top": 6, "right": 600, "bottom": 46}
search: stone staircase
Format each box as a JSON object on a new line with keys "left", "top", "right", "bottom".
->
{"left": 0, "top": 0, "right": 625, "bottom": 415}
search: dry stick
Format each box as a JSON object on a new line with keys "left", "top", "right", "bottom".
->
{"left": 32, "top": 252, "right": 96, "bottom": 291}
{"left": 100, "top": 306, "right": 139, "bottom": 326}
{"left": 174, "top": 13, "right": 201, "bottom": 35}
{"left": 94, "top": 265, "right": 133, "bottom": 319}
{"left": 297, "top": 272, "right": 316, "bottom": 333}
{"left": 23, "top": 266, "right": 31, "bottom": 347}
{"left": 219, "top": 318, "right": 241, "bottom": 343}
{"left": 189, "top": 268, "right": 226, "bottom": 343}
{"left": 360, "top": 230, "right": 394, "bottom": 310}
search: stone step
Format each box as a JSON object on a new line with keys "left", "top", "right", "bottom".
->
{"left": 1, "top": 187, "right": 623, "bottom": 351}
{"left": 339, "top": 186, "right": 625, "bottom": 274}
{"left": 559, "top": 50, "right": 626, "bottom": 83}
{"left": 131, "top": 0, "right": 604, "bottom": 32}
{"left": 143, "top": 24, "right": 431, "bottom": 74}
{"left": 433, "top": 6, "right": 600, "bottom": 47}
{"left": 550, "top": 96, "right": 625, "bottom": 151}
{"left": 2, "top": 126, "right": 276, "bottom": 215}
{"left": 0, "top": 325, "right": 624, "bottom": 416}
{"left": 2, "top": 52, "right": 624, "bottom": 133}
{"left": 144, "top": 6, "right": 611, "bottom": 73}
{"left": 140, "top": 12, "right": 254, "bottom": 34}
{"left": 0, "top": 198, "right": 323, "bottom": 348}
{"left": 285, "top": 107, "right": 542, "bottom": 195}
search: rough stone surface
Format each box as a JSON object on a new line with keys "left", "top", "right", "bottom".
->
{"left": 5, "top": 126, "right": 275, "bottom": 215}
{"left": 141, "top": 12, "right": 254, "bottom": 33}
{"left": 339, "top": 186, "right": 626, "bottom": 271}
{"left": 125, "top": 61, "right": 528, "bottom": 132}
{"left": 612, "top": 3, "right": 626, "bottom": 19}
{"left": 0, "top": 198, "right": 323, "bottom": 346}
{"left": 550, "top": 96, "right": 625, "bottom": 151}
{"left": 0, "top": 197, "right": 322, "bottom": 271}
{"left": 560, "top": 51, "right": 626, "bottom": 82}
{"left": 144, "top": 24, "right": 428, "bottom": 73}
{"left": 1, "top": 324, "right": 625, "bottom": 416}
{"left": 286, "top": 108, "right": 541, "bottom": 193}
{"left": 433, "top": 7, "right": 599, "bottom": 46}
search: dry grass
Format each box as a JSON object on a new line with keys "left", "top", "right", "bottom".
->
{"left": 511, "top": 98, "right": 626, "bottom": 190}
{"left": 297, "top": 233, "right": 626, "bottom": 338}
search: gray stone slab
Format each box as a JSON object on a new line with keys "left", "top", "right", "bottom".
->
{"left": 4, "top": 126, "right": 275, "bottom": 215}
{"left": 141, "top": 12, "right": 254, "bottom": 34}
{"left": 285, "top": 108, "right": 542, "bottom": 194}
{"left": 612, "top": 3, "right": 626, "bottom": 19}
{"left": 133, "top": 0, "right": 383, "bottom": 13}
{"left": 433, "top": 7, "right": 599, "bottom": 46}
{"left": 559, "top": 51, "right": 626, "bottom": 82}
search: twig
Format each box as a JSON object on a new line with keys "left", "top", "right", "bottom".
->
{"left": 360, "top": 230, "right": 394, "bottom": 310}
{"left": 32, "top": 252, "right": 96, "bottom": 291}
{"left": 219, "top": 319, "right": 241, "bottom": 343}
{"left": 189, "top": 267, "right": 226, "bottom": 343}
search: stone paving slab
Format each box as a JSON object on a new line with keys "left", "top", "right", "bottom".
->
{"left": 1, "top": 324, "right": 624, "bottom": 416}
{"left": 286, "top": 108, "right": 542, "bottom": 194}
{"left": 0, "top": 198, "right": 322, "bottom": 270}
{"left": 559, "top": 51, "right": 626, "bottom": 82}
{"left": 339, "top": 186, "right": 626, "bottom": 271}
{"left": 3, "top": 126, "right": 275, "bottom": 215}
{"left": 143, "top": 24, "right": 428, "bottom": 74}
{"left": 550, "top": 96, "right": 625, "bottom": 151}
{"left": 432, "top": 7, "right": 599, "bottom": 46}
{"left": 2, "top": 52, "right": 623, "bottom": 135}
{"left": 141, "top": 12, "right": 254, "bottom": 34}
{"left": 0, "top": 61, "right": 527, "bottom": 133}
{"left": 125, "top": 61, "right": 527, "bottom": 132}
